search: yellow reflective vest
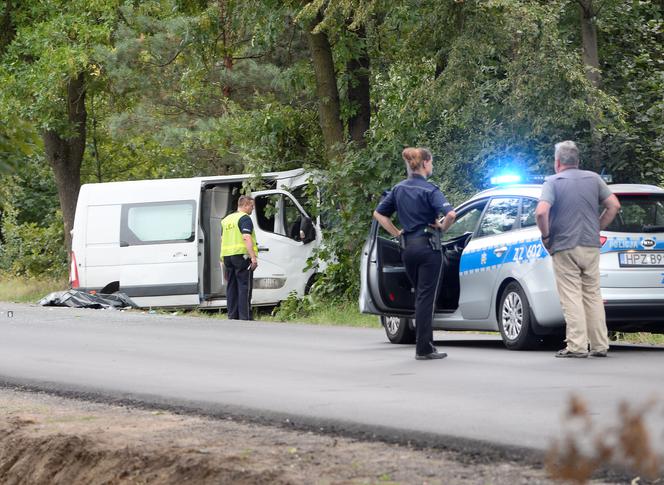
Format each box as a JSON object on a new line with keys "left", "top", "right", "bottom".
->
{"left": 220, "top": 211, "right": 258, "bottom": 257}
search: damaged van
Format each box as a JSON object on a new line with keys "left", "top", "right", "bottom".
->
{"left": 70, "top": 169, "right": 322, "bottom": 308}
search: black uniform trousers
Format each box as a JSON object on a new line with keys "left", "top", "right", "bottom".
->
{"left": 223, "top": 255, "right": 253, "bottom": 320}
{"left": 402, "top": 242, "right": 443, "bottom": 356}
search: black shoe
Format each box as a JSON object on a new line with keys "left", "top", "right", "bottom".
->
{"left": 555, "top": 349, "right": 588, "bottom": 358}
{"left": 589, "top": 350, "right": 608, "bottom": 357}
{"left": 415, "top": 351, "right": 448, "bottom": 360}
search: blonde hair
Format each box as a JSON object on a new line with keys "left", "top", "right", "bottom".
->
{"left": 402, "top": 147, "right": 432, "bottom": 172}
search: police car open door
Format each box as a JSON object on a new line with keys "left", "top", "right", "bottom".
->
{"left": 364, "top": 219, "right": 415, "bottom": 315}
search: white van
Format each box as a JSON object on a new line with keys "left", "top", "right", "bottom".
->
{"left": 70, "top": 169, "right": 322, "bottom": 308}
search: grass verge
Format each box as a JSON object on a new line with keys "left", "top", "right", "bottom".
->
{"left": 2, "top": 275, "right": 663, "bottom": 345}
{"left": 614, "top": 332, "right": 664, "bottom": 346}
{"left": 0, "top": 274, "right": 67, "bottom": 303}
{"left": 261, "top": 300, "right": 381, "bottom": 328}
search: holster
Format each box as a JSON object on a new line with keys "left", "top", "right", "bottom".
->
{"left": 425, "top": 228, "right": 443, "bottom": 251}
{"left": 398, "top": 234, "right": 407, "bottom": 251}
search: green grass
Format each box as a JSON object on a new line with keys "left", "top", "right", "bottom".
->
{"left": 0, "top": 274, "right": 68, "bottom": 303}
{"left": 613, "top": 332, "right": 664, "bottom": 346}
{"left": 260, "top": 300, "right": 381, "bottom": 328}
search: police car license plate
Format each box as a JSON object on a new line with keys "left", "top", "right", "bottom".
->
{"left": 619, "top": 252, "right": 664, "bottom": 267}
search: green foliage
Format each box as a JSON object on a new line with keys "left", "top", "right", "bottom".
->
{"left": 598, "top": 0, "right": 664, "bottom": 184}
{"left": 270, "top": 290, "right": 379, "bottom": 327}
{"left": 0, "top": 206, "right": 67, "bottom": 278}
{"left": 0, "top": 156, "right": 66, "bottom": 277}
{"left": 0, "top": 118, "right": 39, "bottom": 173}
{"left": 0, "top": 0, "right": 118, "bottom": 132}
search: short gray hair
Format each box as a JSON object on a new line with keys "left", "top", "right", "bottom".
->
{"left": 238, "top": 195, "right": 254, "bottom": 208}
{"left": 554, "top": 140, "right": 580, "bottom": 166}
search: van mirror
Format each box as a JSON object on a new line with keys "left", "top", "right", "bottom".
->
{"left": 301, "top": 216, "right": 316, "bottom": 244}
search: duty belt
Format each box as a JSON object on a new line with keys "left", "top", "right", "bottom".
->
{"left": 403, "top": 236, "right": 430, "bottom": 247}
{"left": 400, "top": 231, "right": 443, "bottom": 251}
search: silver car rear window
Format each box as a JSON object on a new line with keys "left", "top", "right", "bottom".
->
{"left": 607, "top": 194, "right": 664, "bottom": 233}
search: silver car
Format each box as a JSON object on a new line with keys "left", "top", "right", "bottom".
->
{"left": 359, "top": 183, "right": 664, "bottom": 349}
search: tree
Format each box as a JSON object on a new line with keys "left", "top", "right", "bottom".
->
{"left": 0, "top": 0, "right": 119, "bottom": 251}
{"left": 305, "top": 11, "right": 345, "bottom": 159}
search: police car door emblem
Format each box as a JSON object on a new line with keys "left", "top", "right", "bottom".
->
{"left": 641, "top": 238, "right": 656, "bottom": 249}
{"left": 481, "top": 252, "right": 487, "bottom": 265}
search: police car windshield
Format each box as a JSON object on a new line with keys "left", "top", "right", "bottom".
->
{"left": 606, "top": 194, "right": 664, "bottom": 233}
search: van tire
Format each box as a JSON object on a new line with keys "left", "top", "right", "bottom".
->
{"left": 382, "top": 316, "right": 416, "bottom": 344}
{"left": 498, "top": 282, "right": 538, "bottom": 350}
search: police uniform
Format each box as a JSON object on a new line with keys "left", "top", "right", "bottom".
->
{"left": 221, "top": 211, "right": 258, "bottom": 320}
{"left": 375, "top": 174, "right": 453, "bottom": 357}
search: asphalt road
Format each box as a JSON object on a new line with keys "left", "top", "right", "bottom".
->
{"left": 1, "top": 302, "right": 663, "bottom": 455}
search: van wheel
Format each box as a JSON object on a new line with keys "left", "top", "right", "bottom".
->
{"left": 498, "top": 282, "right": 538, "bottom": 350}
{"left": 382, "top": 316, "right": 416, "bottom": 344}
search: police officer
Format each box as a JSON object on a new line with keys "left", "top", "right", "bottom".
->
{"left": 373, "top": 148, "right": 456, "bottom": 360}
{"left": 221, "top": 195, "right": 258, "bottom": 320}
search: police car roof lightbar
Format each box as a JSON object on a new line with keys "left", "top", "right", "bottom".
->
{"left": 490, "top": 174, "right": 522, "bottom": 185}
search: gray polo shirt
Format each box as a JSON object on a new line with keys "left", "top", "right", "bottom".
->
{"left": 539, "top": 168, "right": 612, "bottom": 254}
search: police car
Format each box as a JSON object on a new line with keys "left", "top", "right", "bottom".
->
{"left": 359, "top": 183, "right": 664, "bottom": 350}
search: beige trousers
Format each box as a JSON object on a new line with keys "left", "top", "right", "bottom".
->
{"left": 552, "top": 246, "right": 609, "bottom": 353}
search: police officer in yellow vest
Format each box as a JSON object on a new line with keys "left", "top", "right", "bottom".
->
{"left": 221, "top": 195, "right": 259, "bottom": 320}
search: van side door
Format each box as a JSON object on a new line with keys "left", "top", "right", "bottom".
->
{"left": 84, "top": 198, "right": 200, "bottom": 307}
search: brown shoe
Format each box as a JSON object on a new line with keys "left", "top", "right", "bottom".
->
{"left": 555, "top": 349, "right": 588, "bottom": 358}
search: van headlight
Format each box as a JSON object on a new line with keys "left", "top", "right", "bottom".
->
{"left": 254, "top": 278, "right": 286, "bottom": 289}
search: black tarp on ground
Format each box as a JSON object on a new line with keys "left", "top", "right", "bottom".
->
{"left": 38, "top": 290, "right": 137, "bottom": 309}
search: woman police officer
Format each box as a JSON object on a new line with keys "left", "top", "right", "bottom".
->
{"left": 373, "top": 148, "right": 456, "bottom": 360}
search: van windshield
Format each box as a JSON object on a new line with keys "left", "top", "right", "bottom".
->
{"left": 606, "top": 194, "right": 664, "bottom": 233}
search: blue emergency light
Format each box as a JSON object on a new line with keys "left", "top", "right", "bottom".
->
{"left": 490, "top": 174, "right": 522, "bottom": 185}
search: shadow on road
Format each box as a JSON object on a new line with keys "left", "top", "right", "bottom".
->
{"left": 429, "top": 336, "right": 664, "bottom": 352}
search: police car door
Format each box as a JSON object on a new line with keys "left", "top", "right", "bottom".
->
{"left": 458, "top": 197, "right": 520, "bottom": 320}
{"left": 250, "top": 189, "right": 319, "bottom": 302}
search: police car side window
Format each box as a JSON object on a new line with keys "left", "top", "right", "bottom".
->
{"left": 519, "top": 198, "right": 538, "bottom": 228}
{"left": 443, "top": 201, "right": 487, "bottom": 241}
{"left": 477, "top": 198, "right": 519, "bottom": 237}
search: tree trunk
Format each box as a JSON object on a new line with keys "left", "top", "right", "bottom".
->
{"left": 42, "top": 73, "right": 87, "bottom": 252}
{"left": 0, "top": 0, "right": 16, "bottom": 53}
{"left": 579, "top": 0, "right": 601, "bottom": 88}
{"left": 578, "top": 0, "right": 602, "bottom": 172}
{"left": 347, "top": 26, "right": 371, "bottom": 148}
{"left": 306, "top": 13, "right": 344, "bottom": 161}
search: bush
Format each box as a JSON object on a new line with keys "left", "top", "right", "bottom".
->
{"left": 0, "top": 205, "right": 67, "bottom": 278}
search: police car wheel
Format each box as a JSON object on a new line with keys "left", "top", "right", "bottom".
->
{"left": 498, "top": 282, "right": 538, "bottom": 350}
{"left": 382, "top": 316, "right": 416, "bottom": 344}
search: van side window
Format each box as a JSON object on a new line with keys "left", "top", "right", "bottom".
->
{"left": 120, "top": 201, "right": 196, "bottom": 246}
{"left": 255, "top": 195, "right": 277, "bottom": 233}
{"left": 477, "top": 198, "right": 519, "bottom": 237}
{"left": 255, "top": 193, "right": 309, "bottom": 242}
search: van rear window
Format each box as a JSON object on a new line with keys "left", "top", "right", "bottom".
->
{"left": 606, "top": 194, "right": 664, "bottom": 233}
{"left": 121, "top": 201, "right": 196, "bottom": 246}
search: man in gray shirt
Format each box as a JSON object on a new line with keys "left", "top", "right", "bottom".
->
{"left": 535, "top": 141, "right": 621, "bottom": 358}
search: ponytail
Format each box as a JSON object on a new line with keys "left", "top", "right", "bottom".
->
{"left": 402, "top": 147, "right": 432, "bottom": 172}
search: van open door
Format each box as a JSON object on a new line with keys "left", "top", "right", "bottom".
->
{"left": 249, "top": 189, "right": 319, "bottom": 301}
